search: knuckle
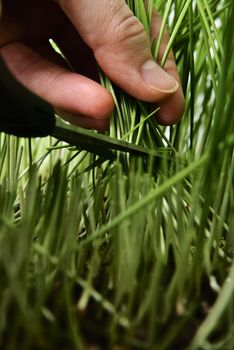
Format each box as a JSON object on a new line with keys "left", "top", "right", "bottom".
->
{"left": 116, "top": 13, "right": 147, "bottom": 44}
{"left": 97, "top": 3, "right": 149, "bottom": 50}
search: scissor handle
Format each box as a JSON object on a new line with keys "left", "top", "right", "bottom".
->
{"left": 0, "top": 56, "right": 55, "bottom": 137}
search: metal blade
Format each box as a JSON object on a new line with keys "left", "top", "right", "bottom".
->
{"left": 52, "top": 117, "right": 164, "bottom": 160}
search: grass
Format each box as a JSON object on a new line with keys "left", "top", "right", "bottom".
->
{"left": 0, "top": 0, "right": 234, "bottom": 349}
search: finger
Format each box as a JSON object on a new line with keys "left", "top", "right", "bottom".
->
{"left": 0, "top": 42, "right": 114, "bottom": 130}
{"left": 150, "top": 10, "right": 185, "bottom": 124}
{"left": 57, "top": 0, "right": 179, "bottom": 104}
{"left": 24, "top": 42, "right": 108, "bottom": 130}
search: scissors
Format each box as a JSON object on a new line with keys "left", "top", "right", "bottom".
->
{"left": 0, "top": 56, "right": 161, "bottom": 161}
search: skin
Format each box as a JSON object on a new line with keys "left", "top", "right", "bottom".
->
{"left": 0, "top": 0, "right": 185, "bottom": 131}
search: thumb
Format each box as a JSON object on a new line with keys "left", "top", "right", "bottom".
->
{"left": 57, "top": 0, "right": 179, "bottom": 102}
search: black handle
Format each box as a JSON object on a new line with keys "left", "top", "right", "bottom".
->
{"left": 0, "top": 56, "right": 55, "bottom": 137}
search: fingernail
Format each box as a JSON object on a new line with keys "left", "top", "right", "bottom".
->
{"left": 141, "top": 59, "right": 179, "bottom": 93}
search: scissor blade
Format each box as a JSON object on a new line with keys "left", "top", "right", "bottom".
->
{"left": 52, "top": 117, "right": 161, "bottom": 160}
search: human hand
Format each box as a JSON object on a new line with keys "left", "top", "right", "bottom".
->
{"left": 0, "top": 0, "right": 184, "bottom": 131}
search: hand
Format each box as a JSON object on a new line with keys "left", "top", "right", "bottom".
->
{"left": 0, "top": 0, "right": 184, "bottom": 130}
